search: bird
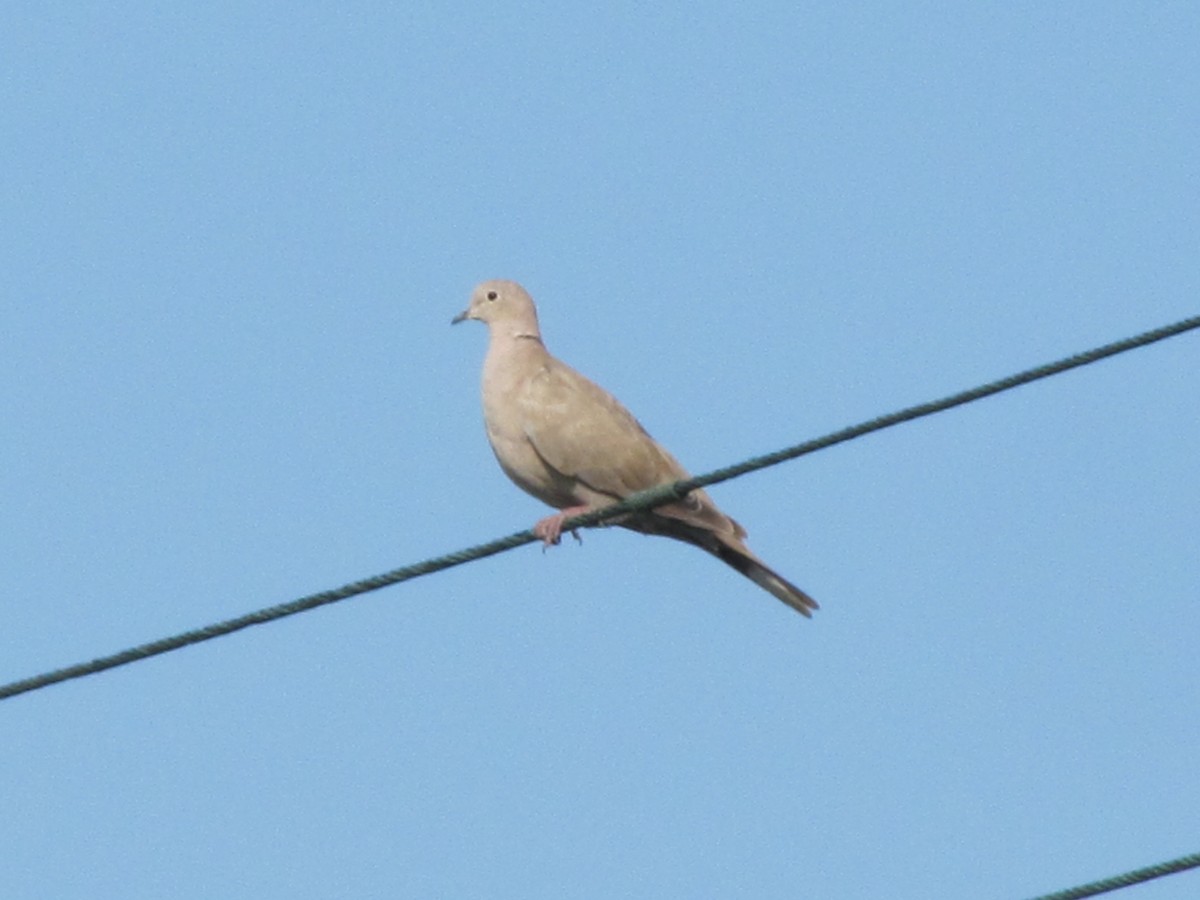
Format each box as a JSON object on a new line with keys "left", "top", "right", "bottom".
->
{"left": 451, "top": 279, "right": 818, "bottom": 617}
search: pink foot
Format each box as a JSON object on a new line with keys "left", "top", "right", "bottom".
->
{"left": 533, "top": 505, "right": 590, "bottom": 547}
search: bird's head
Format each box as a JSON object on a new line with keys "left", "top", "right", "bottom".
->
{"left": 452, "top": 280, "right": 541, "bottom": 337}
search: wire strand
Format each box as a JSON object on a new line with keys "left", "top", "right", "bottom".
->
{"left": 1, "top": 313, "right": 1197, "bottom": 702}
{"left": 1024, "top": 849, "right": 1200, "bottom": 900}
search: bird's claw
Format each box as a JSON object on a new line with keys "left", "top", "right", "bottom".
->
{"left": 533, "top": 507, "right": 589, "bottom": 549}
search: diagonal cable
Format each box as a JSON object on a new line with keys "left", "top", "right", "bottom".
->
{"left": 1024, "top": 849, "right": 1200, "bottom": 899}
{"left": 1, "top": 313, "right": 1197, "bottom": 702}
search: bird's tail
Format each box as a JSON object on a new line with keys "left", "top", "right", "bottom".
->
{"left": 624, "top": 512, "right": 819, "bottom": 617}
{"left": 710, "top": 539, "right": 819, "bottom": 617}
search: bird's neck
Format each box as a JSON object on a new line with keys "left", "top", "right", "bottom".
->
{"left": 484, "top": 326, "right": 547, "bottom": 380}
{"left": 491, "top": 323, "right": 543, "bottom": 346}
{"left": 509, "top": 324, "right": 542, "bottom": 342}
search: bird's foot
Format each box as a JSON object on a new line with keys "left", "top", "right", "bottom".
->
{"left": 533, "top": 506, "right": 590, "bottom": 548}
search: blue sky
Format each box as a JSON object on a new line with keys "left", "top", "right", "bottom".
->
{"left": 3, "top": 4, "right": 1199, "bottom": 898}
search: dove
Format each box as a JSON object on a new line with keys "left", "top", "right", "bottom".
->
{"left": 452, "top": 279, "right": 818, "bottom": 616}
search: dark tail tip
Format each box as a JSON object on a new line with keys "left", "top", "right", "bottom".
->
{"left": 713, "top": 544, "right": 819, "bottom": 617}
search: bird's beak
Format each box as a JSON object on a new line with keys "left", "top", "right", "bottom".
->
{"left": 451, "top": 309, "right": 470, "bottom": 325}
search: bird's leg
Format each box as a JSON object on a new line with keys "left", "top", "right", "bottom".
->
{"left": 533, "top": 505, "right": 591, "bottom": 547}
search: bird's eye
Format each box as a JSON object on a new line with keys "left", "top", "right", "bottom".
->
{"left": 486, "top": 291, "right": 498, "bottom": 301}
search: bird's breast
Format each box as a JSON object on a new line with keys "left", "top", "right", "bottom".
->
{"left": 480, "top": 366, "right": 576, "bottom": 509}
